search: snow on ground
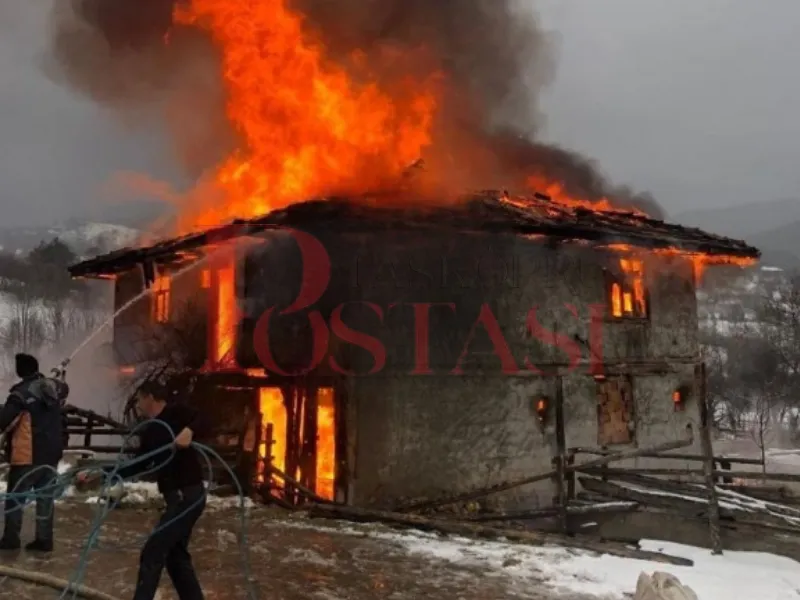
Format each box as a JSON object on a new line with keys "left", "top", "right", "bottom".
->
{"left": 273, "top": 519, "right": 800, "bottom": 599}
{"left": 81, "top": 480, "right": 255, "bottom": 510}
{"left": 5, "top": 464, "right": 800, "bottom": 598}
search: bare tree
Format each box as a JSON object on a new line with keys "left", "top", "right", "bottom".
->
{"left": 0, "top": 290, "right": 46, "bottom": 355}
{"left": 749, "top": 393, "right": 775, "bottom": 476}
{"left": 758, "top": 274, "right": 800, "bottom": 410}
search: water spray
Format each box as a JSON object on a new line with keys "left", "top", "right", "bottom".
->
{"left": 51, "top": 237, "right": 258, "bottom": 376}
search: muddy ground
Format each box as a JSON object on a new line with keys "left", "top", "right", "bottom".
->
{"left": 0, "top": 502, "right": 608, "bottom": 600}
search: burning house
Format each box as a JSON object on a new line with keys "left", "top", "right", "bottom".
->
{"left": 67, "top": 192, "right": 759, "bottom": 510}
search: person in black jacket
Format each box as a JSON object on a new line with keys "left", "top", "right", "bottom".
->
{"left": 78, "top": 380, "right": 207, "bottom": 600}
{"left": 0, "top": 353, "right": 69, "bottom": 552}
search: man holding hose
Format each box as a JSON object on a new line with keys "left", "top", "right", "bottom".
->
{"left": 0, "top": 353, "right": 69, "bottom": 553}
{"left": 79, "top": 380, "right": 207, "bottom": 600}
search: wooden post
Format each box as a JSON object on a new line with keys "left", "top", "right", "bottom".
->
{"left": 698, "top": 362, "right": 723, "bottom": 555}
{"left": 554, "top": 377, "right": 568, "bottom": 533}
{"left": 566, "top": 451, "right": 576, "bottom": 501}
{"left": 718, "top": 459, "right": 732, "bottom": 484}
{"left": 83, "top": 415, "right": 94, "bottom": 448}
{"left": 251, "top": 411, "right": 263, "bottom": 494}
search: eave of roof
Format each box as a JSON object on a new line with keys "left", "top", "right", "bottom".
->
{"left": 68, "top": 192, "right": 760, "bottom": 278}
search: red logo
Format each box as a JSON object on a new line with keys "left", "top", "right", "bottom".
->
{"left": 251, "top": 229, "right": 606, "bottom": 376}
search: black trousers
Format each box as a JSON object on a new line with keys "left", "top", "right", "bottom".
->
{"left": 133, "top": 485, "right": 206, "bottom": 600}
{"left": 2, "top": 465, "right": 58, "bottom": 545}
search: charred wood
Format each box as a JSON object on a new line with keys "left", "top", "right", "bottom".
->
{"left": 464, "top": 502, "right": 639, "bottom": 523}
{"left": 268, "top": 464, "right": 331, "bottom": 505}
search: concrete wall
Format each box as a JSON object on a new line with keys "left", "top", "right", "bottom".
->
{"left": 111, "top": 262, "right": 209, "bottom": 368}
{"left": 107, "top": 227, "right": 705, "bottom": 507}
{"left": 235, "top": 228, "right": 704, "bottom": 508}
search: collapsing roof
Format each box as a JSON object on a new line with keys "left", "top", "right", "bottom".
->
{"left": 68, "top": 191, "right": 760, "bottom": 278}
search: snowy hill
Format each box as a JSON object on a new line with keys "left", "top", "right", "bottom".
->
{"left": 0, "top": 220, "right": 140, "bottom": 256}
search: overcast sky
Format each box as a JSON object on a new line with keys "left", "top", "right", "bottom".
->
{"left": 1, "top": 0, "right": 799, "bottom": 227}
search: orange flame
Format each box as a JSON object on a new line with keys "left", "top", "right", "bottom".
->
{"left": 526, "top": 176, "right": 649, "bottom": 216}
{"left": 603, "top": 244, "right": 756, "bottom": 283}
{"left": 257, "top": 388, "right": 286, "bottom": 485}
{"left": 215, "top": 259, "right": 237, "bottom": 365}
{"left": 151, "top": 271, "right": 171, "bottom": 323}
{"left": 611, "top": 282, "right": 623, "bottom": 317}
{"left": 316, "top": 387, "right": 336, "bottom": 501}
{"left": 173, "top": 0, "right": 438, "bottom": 232}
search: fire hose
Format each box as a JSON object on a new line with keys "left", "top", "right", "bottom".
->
{"left": 0, "top": 565, "right": 120, "bottom": 600}
{"left": 1, "top": 418, "right": 259, "bottom": 600}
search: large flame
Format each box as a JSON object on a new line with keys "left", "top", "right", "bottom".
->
{"left": 174, "top": 0, "right": 438, "bottom": 232}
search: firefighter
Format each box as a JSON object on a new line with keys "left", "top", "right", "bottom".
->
{"left": 78, "top": 380, "right": 207, "bottom": 600}
{"left": 0, "top": 353, "right": 69, "bottom": 552}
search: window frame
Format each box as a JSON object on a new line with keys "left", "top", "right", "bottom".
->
{"left": 606, "top": 257, "right": 649, "bottom": 320}
{"left": 151, "top": 270, "right": 171, "bottom": 324}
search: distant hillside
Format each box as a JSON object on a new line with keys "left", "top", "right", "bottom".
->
{"left": 673, "top": 197, "right": 800, "bottom": 241}
{"left": 0, "top": 221, "right": 140, "bottom": 257}
{"left": 672, "top": 197, "right": 800, "bottom": 270}
{"left": 748, "top": 221, "right": 800, "bottom": 271}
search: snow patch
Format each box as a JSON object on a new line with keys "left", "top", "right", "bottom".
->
{"left": 270, "top": 519, "right": 800, "bottom": 599}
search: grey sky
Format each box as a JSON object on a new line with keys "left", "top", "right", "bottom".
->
{"left": 0, "top": 0, "right": 175, "bottom": 228}
{"left": 1, "top": 0, "right": 798, "bottom": 227}
{"left": 534, "top": 0, "right": 800, "bottom": 213}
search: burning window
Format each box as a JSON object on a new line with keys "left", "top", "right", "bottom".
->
{"left": 609, "top": 258, "right": 647, "bottom": 318}
{"left": 151, "top": 271, "right": 171, "bottom": 323}
{"left": 597, "top": 376, "right": 635, "bottom": 445}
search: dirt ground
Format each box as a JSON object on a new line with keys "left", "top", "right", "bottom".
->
{"left": 0, "top": 502, "right": 606, "bottom": 600}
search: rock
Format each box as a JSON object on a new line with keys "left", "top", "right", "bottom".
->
{"left": 634, "top": 571, "right": 699, "bottom": 600}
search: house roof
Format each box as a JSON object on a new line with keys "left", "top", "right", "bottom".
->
{"left": 68, "top": 192, "right": 760, "bottom": 278}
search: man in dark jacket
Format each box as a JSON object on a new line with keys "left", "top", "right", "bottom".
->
{"left": 0, "top": 353, "right": 69, "bottom": 552}
{"left": 79, "top": 380, "right": 207, "bottom": 600}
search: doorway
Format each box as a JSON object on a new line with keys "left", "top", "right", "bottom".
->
{"left": 256, "top": 384, "right": 337, "bottom": 503}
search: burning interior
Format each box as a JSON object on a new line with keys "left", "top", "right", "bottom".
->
{"left": 69, "top": 192, "right": 759, "bottom": 509}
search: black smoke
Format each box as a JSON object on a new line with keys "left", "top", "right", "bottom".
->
{"left": 45, "top": 0, "right": 663, "bottom": 217}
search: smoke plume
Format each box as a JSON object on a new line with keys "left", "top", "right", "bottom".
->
{"left": 45, "top": 0, "right": 235, "bottom": 177}
{"left": 45, "top": 0, "right": 663, "bottom": 218}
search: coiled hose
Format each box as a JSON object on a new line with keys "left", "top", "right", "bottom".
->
{"left": 1, "top": 418, "right": 259, "bottom": 600}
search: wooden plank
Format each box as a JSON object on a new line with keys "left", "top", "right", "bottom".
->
{"left": 569, "top": 448, "right": 764, "bottom": 466}
{"left": 581, "top": 466, "right": 800, "bottom": 484}
{"left": 578, "top": 476, "right": 800, "bottom": 534}
{"left": 554, "top": 376, "right": 568, "bottom": 532}
{"left": 465, "top": 502, "right": 639, "bottom": 522}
